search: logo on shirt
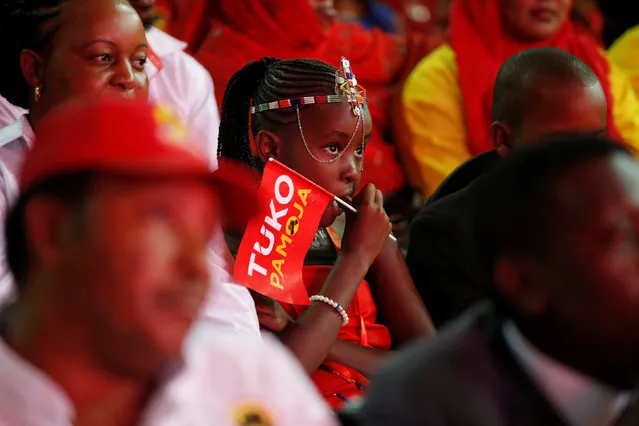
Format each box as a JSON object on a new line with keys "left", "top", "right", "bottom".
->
{"left": 233, "top": 403, "right": 273, "bottom": 426}
{"left": 153, "top": 103, "right": 190, "bottom": 147}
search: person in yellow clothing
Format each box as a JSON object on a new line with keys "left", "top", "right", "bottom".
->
{"left": 609, "top": 25, "right": 639, "bottom": 99}
{"left": 398, "top": 0, "right": 639, "bottom": 195}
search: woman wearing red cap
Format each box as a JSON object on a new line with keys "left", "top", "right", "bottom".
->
{"left": 218, "top": 57, "right": 435, "bottom": 409}
{"left": 395, "top": 0, "right": 639, "bottom": 196}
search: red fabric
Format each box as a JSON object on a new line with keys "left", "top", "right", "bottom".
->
{"left": 451, "top": 0, "right": 619, "bottom": 155}
{"left": 153, "top": 0, "right": 209, "bottom": 51}
{"left": 28, "top": 97, "right": 260, "bottom": 230}
{"left": 194, "top": 0, "right": 409, "bottom": 194}
{"left": 281, "top": 265, "right": 392, "bottom": 409}
{"left": 234, "top": 160, "right": 332, "bottom": 305}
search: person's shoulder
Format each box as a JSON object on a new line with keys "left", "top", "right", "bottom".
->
{"left": 412, "top": 182, "right": 475, "bottom": 227}
{"left": 609, "top": 24, "right": 639, "bottom": 58}
{"left": 146, "top": 27, "right": 214, "bottom": 88}
{"left": 378, "top": 304, "right": 491, "bottom": 380}
{"left": 361, "top": 304, "right": 497, "bottom": 423}
{"left": 407, "top": 44, "right": 458, "bottom": 84}
{"left": 184, "top": 330, "right": 336, "bottom": 425}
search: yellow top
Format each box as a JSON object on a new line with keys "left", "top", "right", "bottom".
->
{"left": 396, "top": 44, "right": 639, "bottom": 195}
{"left": 609, "top": 25, "right": 639, "bottom": 99}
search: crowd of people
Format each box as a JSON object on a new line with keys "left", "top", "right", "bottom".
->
{"left": 1, "top": 0, "right": 639, "bottom": 425}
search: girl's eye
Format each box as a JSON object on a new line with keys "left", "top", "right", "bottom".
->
{"left": 355, "top": 144, "right": 365, "bottom": 157}
{"left": 323, "top": 144, "right": 340, "bottom": 155}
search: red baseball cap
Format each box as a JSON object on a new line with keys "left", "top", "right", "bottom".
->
{"left": 21, "top": 96, "right": 260, "bottom": 230}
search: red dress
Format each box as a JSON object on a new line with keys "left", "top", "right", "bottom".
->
{"left": 280, "top": 229, "right": 392, "bottom": 409}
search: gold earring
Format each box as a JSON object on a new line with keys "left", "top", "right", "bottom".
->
{"left": 34, "top": 86, "right": 41, "bottom": 103}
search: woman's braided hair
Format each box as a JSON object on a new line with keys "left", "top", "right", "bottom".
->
{"left": 217, "top": 58, "right": 340, "bottom": 170}
{"left": 0, "top": 0, "right": 69, "bottom": 108}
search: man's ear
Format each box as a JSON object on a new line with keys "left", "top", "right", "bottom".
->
{"left": 493, "top": 257, "right": 549, "bottom": 315}
{"left": 23, "top": 198, "right": 73, "bottom": 270}
{"left": 491, "top": 121, "right": 512, "bottom": 157}
{"left": 254, "top": 130, "right": 281, "bottom": 163}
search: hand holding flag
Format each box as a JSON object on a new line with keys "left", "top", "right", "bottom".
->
{"left": 233, "top": 159, "right": 394, "bottom": 306}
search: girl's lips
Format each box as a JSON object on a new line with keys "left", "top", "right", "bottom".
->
{"left": 531, "top": 7, "right": 557, "bottom": 22}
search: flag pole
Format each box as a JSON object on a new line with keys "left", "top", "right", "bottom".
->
{"left": 269, "top": 159, "right": 397, "bottom": 243}
{"left": 333, "top": 196, "right": 397, "bottom": 242}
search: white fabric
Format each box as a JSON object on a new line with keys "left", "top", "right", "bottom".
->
{"left": 0, "top": 96, "right": 25, "bottom": 128}
{"left": 0, "top": 117, "right": 33, "bottom": 306}
{"left": 144, "top": 27, "right": 220, "bottom": 168}
{"left": 0, "top": 28, "right": 220, "bottom": 166}
{"left": 0, "top": 325, "right": 337, "bottom": 426}
{"left": 503, "top": 321, "right": 631, "bottom": 426}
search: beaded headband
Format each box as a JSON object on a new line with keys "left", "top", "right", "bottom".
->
{"left": 250, "top": 57, "right": 367, "bottom": 116}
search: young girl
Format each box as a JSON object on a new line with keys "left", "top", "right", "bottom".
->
{"left": 218, "top": 57, "right": 435, "bottom": 408}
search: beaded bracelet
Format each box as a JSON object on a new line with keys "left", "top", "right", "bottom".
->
{"left": 310, "top": 295, "right": 349, "bottom": 326}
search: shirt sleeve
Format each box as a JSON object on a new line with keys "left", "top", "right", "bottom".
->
{"left": 178, "top": 53, "right": 221, "bottom": 169}
{"left": 607, "top": 54, "right": 639, "bottom": 151}
{"left": 258, "top": 334, "right": 339, "bottom": 426}
{"left": 198, "top": 226, "right": 261, "bottom": 340}
{"left": 0, "top": 168, "right": 15, "bottom": 308}
{"left": 608, "top": 26, "right": 639, "bottom": 99}
{"left": 395, "top": 44, "right": 471, "bottom": 196}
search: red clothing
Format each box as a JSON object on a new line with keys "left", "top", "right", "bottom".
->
{"left": 451, "top": 0, "right": 619, "bottom": 155}
{"left": 194, "top": 0, "right": 411, "bottom": 194}
{"left": 279, "top": 227, "right": 391, "bottom": 408}
{"left": 281, "top": 265, "right": 392, "bottom": 409}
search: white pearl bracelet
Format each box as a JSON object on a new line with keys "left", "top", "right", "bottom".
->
{"left": 309, "top": 295, "right": 349, "bottom": 326}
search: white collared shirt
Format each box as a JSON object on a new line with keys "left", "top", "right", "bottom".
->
{"left": 144, "top": 27, "right": 220, "bottom": 168}
{"left": 503, "top": 321, "right": 631, "bottom": 426}
{"left": 0, "top": 27, "right": 220, "bottom": 167}
{"left": 0, "top": 325, "right": 338, "bottom": 426}
{"left": 0, "top": 117, "right": 260, "bottom": 338}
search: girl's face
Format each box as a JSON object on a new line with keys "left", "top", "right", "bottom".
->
{"left": 257, "top": 102, "right": 373, "bottom": 227}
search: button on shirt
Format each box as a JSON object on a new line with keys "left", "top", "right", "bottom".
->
{"left": 503, "top": 321, "right": 631, "bottom": 426}
{"left": 0, "top": 325, "right": 338, "bottom": 426}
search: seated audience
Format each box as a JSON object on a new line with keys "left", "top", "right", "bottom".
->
{"left": 0, "top": 97, "right": 336, "bottom": 425}
{"left": 408, "top": 47, "right": 610, "bottom": 327}
{"left": 0, "top": 0, "right": 259, "bottom": 337}
{"left": 360, "top": 136, "right": 639, "bottom": 426}
{"left": 397, "top": 0, "right": 639, "bottom": 196}
{"left": 218, "top": 57, "right": 434, "bottom": 408}
{"left": 195, "top": 0, "right": 435, "bottom": 197}
{"left": 608, "top": 24, "right": 639, "bottom": 98}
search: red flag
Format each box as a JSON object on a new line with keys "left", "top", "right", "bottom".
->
{"left": 233, "top": 159, "right": 333, "bottom": 305}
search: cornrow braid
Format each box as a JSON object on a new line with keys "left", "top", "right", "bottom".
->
{"left": 218, "top": 58, "right": 340, "bottom": 170}
{"left": 0, "top": 0, "right": 69, "bottom": 108}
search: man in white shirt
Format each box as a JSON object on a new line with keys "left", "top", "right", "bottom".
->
{"left": 0, "top": 97, "right": 336, "bottom": 426}
{"left": 0, "top": 0, "right": 259, "bottom": 338}
{"left": 358, "top": 137, "right": 639, "bottom": 426}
